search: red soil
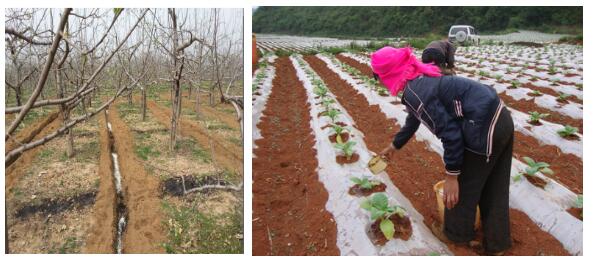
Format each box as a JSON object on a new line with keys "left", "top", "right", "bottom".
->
{"left": 252, "top": 57, "right": 339, "bottom": 255}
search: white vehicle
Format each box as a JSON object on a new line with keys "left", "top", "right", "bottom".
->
{"left": 448, "top": 25, "right": 480, "bottom": 45}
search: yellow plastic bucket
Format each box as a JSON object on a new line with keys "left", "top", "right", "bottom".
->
{"left": 434, "top": 180, "right": 481, "bottom": 229}
{"left": 368, "top": 156, "right": 387, "bottom": 174}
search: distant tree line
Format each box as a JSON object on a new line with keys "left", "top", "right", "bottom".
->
{"left": 253, "top": 6, "right": 583, "bottom": 38}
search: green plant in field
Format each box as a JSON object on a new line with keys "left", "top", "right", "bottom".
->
{"left": 575, "top": 194, "right": 583, "bottom": 209}
{"left": 530, "top": 76, "right": 538, "bottom": 82}
{"left": 506, "top": 67, "right": 513, "bottom": 74}
{"left": 575, "top": 83, "right": 583, "bottom": 90}
{"left": 321, "top": 97, "right": 335, "bottom": 111}
{"left": 495, "top": 74, "right": 503, "bottom": 82}
{"left": 556, "top": 92, "right": 569, "bottom": 103}
{"left": 377, "top": 86, "right": 389, "bottom": 96}
{"left": 528, "top": 111, "right": 549, "bottom": 124}
{"left": 360, "top": 193, "right": 407, "bottom": 240}
{"left": 513, "top": 156, "right": 554, "bottom": 182}
{"left": 557, "top": 125, "right": 578, "bottom": 138}
{"left": 509, "top": 80, "right": 520, "bottom": 89}
{"left": 323, "top": 108, "right": 342, "bottom": 123}
{"left": 550, "top": 78, "right": 560, "bottom": 86}
{"left": 330, "top": 124, "right": 348, "bottom": 143}
{"left": 334, "top": 141, "right": 356, "bottom": 160}
{"left": 478, "top": 70, "right": 489, "bottom": 77}
{"left": 313, "top": 85, "right": 328, "bottom": 98}
{"left": 548, "top": 65, "right": 557, "bottom": 74}
{"left": 529, "top": 90, "right": 543, "bottom": 96}
{"left": 350, "top": 176, "right": 380, "bottom": 190}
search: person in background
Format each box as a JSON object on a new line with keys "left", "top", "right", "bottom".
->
{"left": 421, "top": 40, "right": 457, "bottom": 75}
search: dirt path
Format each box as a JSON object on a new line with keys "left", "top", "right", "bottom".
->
{"left": 5, "top": 111, "right": 59, "bottom": 154}
{"left": 146, "top": 99, "right": 242, "bottom": 175}
{"left": 110, "top": 103, "right": 167, "bottom": 253}
{"left": 5, "top": 114, "right": 63, "bottom": 190}
{"left": 83, "top": 113, "right": 117, "bottom": 253}
{"left": 305, "top": 55, "right": 569, "bottom": 255}
{"left": 252, "top": 57, "right": 339, "bottom": 255}
{"left": 337, "top": 54, "right": 582, "bottom": 195}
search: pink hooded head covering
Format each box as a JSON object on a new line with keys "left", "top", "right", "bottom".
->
{"left": 371, "top": 47, "right": 441, "bottom": 96}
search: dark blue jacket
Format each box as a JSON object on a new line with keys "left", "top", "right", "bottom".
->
{"left": 393, "top": 75, "right": 504, "bottom": 175}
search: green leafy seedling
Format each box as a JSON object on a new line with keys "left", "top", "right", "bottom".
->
{"left": 556, "top": 93, "right": 569, "bottom": 103}
{"left": 360, "top": 193, "right": 407, "bottom": 240}
{"left": 350, "top": 176, "right": 380, "bottom": 190}
{"left": 557, "top": 125, "right": 578, "bottom": 138}
{"left": 334, "top": 141, "right": 356, "bottom": 160}
{"left": 530, "top": 90, "right": 543, "bottom": 96}
{"left": 321, "top": 97, "right": 335, "bottom": 111}
{"left": 575, "top": 194, "right": 583, "bottom": 209}
{"left": 331, "top": 124, "right": 348, "bottom": 143}
{"left": 323, "top": 108, "right": 342, "bottom": 123}
{"left": 509, "top": 80, "right": 520, "bottom": 89}
{"left": 528, "top": 111, "right": 549, "bottom": 124}
{"left": 313, "top": 85, "right": 328, "bottom": 98}
{"left": 514, "top": 156, "right": 554, "bottom": 182}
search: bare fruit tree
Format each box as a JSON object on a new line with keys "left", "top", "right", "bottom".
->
{"left": 5, "top": 8, "right": 150, "bottom": 165}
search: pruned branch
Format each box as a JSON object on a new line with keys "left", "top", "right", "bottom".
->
{"left": 5, "top": 28, "right": 52, "bottom": 45}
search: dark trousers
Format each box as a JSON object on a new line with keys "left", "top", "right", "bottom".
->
{"left": 444, "top": 107, "right": 514, "bottom": 253}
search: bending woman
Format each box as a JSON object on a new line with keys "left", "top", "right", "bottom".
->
{"left": 373, "top": 47, "right": 513, "bottom": 255}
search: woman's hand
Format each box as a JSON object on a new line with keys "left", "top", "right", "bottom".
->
{"left": 443, "top": 174, "right": 459, "bottom": 209}
{"left": 379, "top": 143, "right": 395, "bottom": 158}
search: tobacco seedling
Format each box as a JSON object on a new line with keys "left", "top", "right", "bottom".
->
{"left": 529, "top": 90, "right": 543, "bottom": 96}
{"left": 513, "top": 156, "right": 554, "bottom": 182}
{"left": 556, "top": 93, "right": 569, "bottom": 103}
{"left": 478, "top": 70, "right": 489, "bottom": 77}
{"left": 509, "top": 80, "right": 520, "bottom": 89}
{"left": 495, "top": 74, "right": 503, "bottom": 82}
{"left": 331, "top": 124, "right": 348, "bottom": 143}
{"left": 557, "top": 125, "right": 578, "bottom": 138}
{"left": 548, "top": 66, "right": 557, "bottom": 74}
{"left": 528, "top": 111, "right": 549, "bottom": 124}
{"left": 334, "top": 141, "right": 356, "bottom": 160}
{"left": 360, "top": 193, "right": 407, "bottom": 240}
{"left": 378, "top": 87, "right": 389, "bottom": 96}
{"left": 313, "top": 84, "right": 328, "bottom": 98}
{"left": 321, "top": 97, "right": 335, "bottom": 111}
{"left": 575, "top": 194, "right": 583, "bottom": 209}
{"left": 350, "top": 176, "right": 380, "bottom": 190}
{"left": 323, "top": 108, "right": 342, "bottom": 123}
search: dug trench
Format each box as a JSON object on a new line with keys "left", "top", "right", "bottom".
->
{"left": 5, "top": 112, "right": 63, "bottom": 190}
{"left": 252, "top": 57, "right": 339, "bottom": 255}
{"left": 84, "top": 105, "right": 166, "bottom": 253}
{"left": 305, "top": 55, "right": 569, "bottom": 255}
{"left": 336, "top": 54, "right": 583, "bottom": 195}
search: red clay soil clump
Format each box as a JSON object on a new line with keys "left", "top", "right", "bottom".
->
{"left": 252, "top": 57, "right": 339, "bottom": 255}
{"left": 336, "top": 153, "right": 360, "bottom": 165}
{"left": 369, "top": 214, "right": 413, "bottom": 246}
{"left": 306, "top": 54, "right": 570, "bottom": 255}
{"left": 329, "top": 133, "right": 350, "bottom": 143}
{"left": 524, "top": 174, "right": 548, "bottom": 189}
{"left": 567, "top": 208, "right": 583, "bottom": 221}
{"left": 348, "top": 183, "right": 387, "bottom": 197}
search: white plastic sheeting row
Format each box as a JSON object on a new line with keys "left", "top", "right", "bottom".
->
{"left": 252, "top": 55, "right": 277, "bottom": 151}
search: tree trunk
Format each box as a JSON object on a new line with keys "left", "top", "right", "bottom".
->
{"left": 195, "top": 88, "right": 200, "bottom": 119}
{"left": 15, "top": 88, "right": 22, "bottom": 106}
{"left": 141, "top": 87, "right": 147, "bottom": 121}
